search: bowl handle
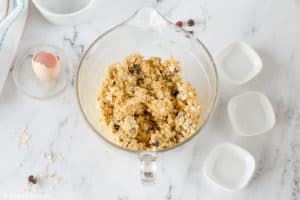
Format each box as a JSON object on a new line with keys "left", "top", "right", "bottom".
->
{"left": 127, "top": 7, "right": 167, "bottom": 28}
{"left": 139, "top": 151, "right": 158, "bottom": 183}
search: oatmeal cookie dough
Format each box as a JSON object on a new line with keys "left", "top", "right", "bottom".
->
{"left": 97, "top": 54, "right": 201, "bottom": 151}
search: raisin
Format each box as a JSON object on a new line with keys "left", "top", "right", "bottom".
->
{"left": 128, "top": 66, "right": 134, "bottom": 73}
{"left": 152, "top": 141, "right": 160, "bottom": 147}
{"left": 113, "top": 123, "right": 120, "bottom": 130}
{"left": 172, "top": 90, "right": 179, "bottom": 97}
{"left": 136, "top": 78, "right": 143, "bottom": 85}
{"left": 176, "top": 21, "right": 183, "bottom": 27}
{"left": 187, "top": 19, "right": 195, "bottom": 26}
{"left": 28, "top": 175, "right": 37, "bottom": 184}
{"left": 133, "top": 64, "right": 140, "bottom": 75}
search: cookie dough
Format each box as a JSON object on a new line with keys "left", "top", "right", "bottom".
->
{"left": 97, "top": 54, "right": 201, "bottom": 151}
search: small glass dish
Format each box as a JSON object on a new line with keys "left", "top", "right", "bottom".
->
{"left": 13, "top": 44, "right": 71, "bottom": 99}
{"left": 228, "top": 91, "right": 276, "bottom": 136}
{"left": 203, "top": 143, "right": 256, "bottom": 191}
{"left": 216, "top": 42, "right": 262, "bottom": 85}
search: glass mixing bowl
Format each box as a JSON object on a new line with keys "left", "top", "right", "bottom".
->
{"left": 76, "top": 7, "right": 218, "bottom": 182}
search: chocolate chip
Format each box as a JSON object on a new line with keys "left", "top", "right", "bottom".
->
{"left": 152, "top": 141, "right": 159, "bottom": 147}
{"left": 28, "top": 175, "right": 37, "bottom": 184}
{"left": 188, "top": 30, "right": 194, "bottom": 34}
{"left": 144, "top": 110, "right": 151, "bottom": 116}
{"left": 128, "top": 68, "right": 134, "bottom": 73}
{"left": 113, "top": 123, "right": 120, "bottom": 130}
{"left": 133, "top": 64, "right": 140, "bottom": 75}
{"left": 166, "top": 77, "right": 173, "bottom": 82}
{"left": 187, "top": 19, "right": 195, "bottom": 26}
{"left": 136, "top": 78, "right": 143, "bottom": 85}
{"left": 176, "top": 21, "right": 183, "bottom": 27}
{"left": 172, "top": 90, "right": 179, "bottom": 97}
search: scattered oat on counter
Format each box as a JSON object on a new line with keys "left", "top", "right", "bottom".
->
{"left": 16, "top": 125, "right": 64, "bottom": 192}
{"left": 16, "top": 125, "right": 32, "bottom": 153}
{"left": 97, "top": 54, "right": 201, "bottom": 151}
{"left": 25, "top": 175, "right": 40, "bottom": 192}
{"left": 37, "top": 171, "right": 56, "bottom": 179}
{"left": 25, "top": 171, "right": 62, "bottom": 192}
{"left": 44, "top": 151, "right": 63, "bottom": 163}
{"left": 51, "top": 176, "right": 62, "bottom": 191}
{"left": 24, "top": 183, "right": 40, "bottom": 192}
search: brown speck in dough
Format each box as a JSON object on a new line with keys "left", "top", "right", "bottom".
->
{"left": 133, "top": 64, "right": 141, "bottom": 75}
{"left": 113, "top": 123, "right": 120, "bottom": 131}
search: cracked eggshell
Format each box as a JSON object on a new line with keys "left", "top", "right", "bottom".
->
{"left": 32, "top": 51, "right": 61, "bottom": 81}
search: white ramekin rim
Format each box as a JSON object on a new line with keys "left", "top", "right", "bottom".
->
{"left": 32, "top": 0, "right": 94, "bottom": 18}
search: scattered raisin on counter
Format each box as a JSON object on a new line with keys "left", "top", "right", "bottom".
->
{"left": 28, "top": 175, "right": 37, "bottom": 184}
{"left": 187, "top": 19, "right": 195, "bottom": 26}
{"left": 176, "top": 21, "right": 183, "bottom": 27}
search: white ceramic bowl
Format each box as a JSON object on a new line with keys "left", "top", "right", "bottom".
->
{"left": 216, "top": 42, "right": 262, "bottom": 85}
{"left": 32, "top": 0, "right": 95, "bottom": 26}
{"left": 228, "top": 91, "right": 276, "bottom": 136}
{"left": 203, "top": 143, "right": 256, "bottom": 191}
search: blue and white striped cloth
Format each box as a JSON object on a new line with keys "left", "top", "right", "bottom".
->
{"left": 0, "top": 0, "right": 28, "bottom": 94}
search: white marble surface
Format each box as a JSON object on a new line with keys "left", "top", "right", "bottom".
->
{"left": 0, "top": 0, "right": 300, "bottom": 199}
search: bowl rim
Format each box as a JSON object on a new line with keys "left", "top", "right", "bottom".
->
{"left": 32, "top": 0, "right": 94, "bottom": 17}
{"left": 0, "top": 0, "right": 9, "bottom": 23}
{"left": 76, "top": 6, "right": 219, "bottom": 153}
